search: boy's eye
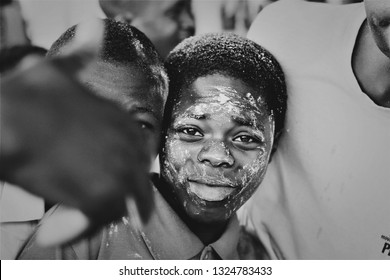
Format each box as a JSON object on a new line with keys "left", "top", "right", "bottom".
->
{"left": 137, "top": 121, "right": 154, "bottom": 132}
{"left": 132, "top": 111, "right": 157, "bottom": 134}
{"left": 233, "top": 135, "right": 256, "bottom": 143}
{"left": 232, "top": 134, "right": 263, "bottom": 150}
{"left": 176, "top": 126, "right": 204, "bottom": 142}
{"left": 233, "top": 134, "right": 261, "bottom": 143}
{"left": 180, "top": 127, "right": 203, "bottom": 136}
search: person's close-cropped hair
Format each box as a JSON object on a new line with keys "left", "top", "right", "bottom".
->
{"left": 47, "top": 18, "right": 168, "bottom": 100}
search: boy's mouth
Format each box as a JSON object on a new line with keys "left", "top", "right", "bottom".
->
{"left": 187, "top": 178, "right": 236, "bottom": 202}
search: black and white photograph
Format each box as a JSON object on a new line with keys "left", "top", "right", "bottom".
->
{"left": 1, "top": 0, "right": 389, "bottom": 278}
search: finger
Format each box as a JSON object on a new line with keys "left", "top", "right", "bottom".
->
{"left": 36, "top": 206, "right": 90, "bottom": 247}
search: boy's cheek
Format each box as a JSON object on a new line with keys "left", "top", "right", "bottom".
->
{"left": 163, "top": 137, "right": 197, "bottom": 184}
{"left": 248, "top": 156, "right": 268, "bottom": 181}
{"left": 232, "top": 153, "right": 270, "bottom": 204}
{"left": 164, "top": 136, "right": 198, "bottom": 167}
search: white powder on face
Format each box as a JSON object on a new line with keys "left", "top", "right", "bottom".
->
{"left": 216, "top": 93, "right": 230, "bottom": 104}
{"left": 122, "top": 217, "right": 129, "bottom": 225}
{"left": 162, "top": 83, "right": 275, "bottom": 218}
{"left": 246, "top": 92, "right": 257, "bottom": 108}
{"left": 214, "top": 86, "right": 264, "bottom": 112}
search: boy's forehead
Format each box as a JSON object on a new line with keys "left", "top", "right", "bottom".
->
{"left": 174, "top": 74, "right": 267, "bottom": 116}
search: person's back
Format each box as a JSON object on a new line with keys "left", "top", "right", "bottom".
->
{"left": 239, "top": 0, "right": 390, "bottom": 259}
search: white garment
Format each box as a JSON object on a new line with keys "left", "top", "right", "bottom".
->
{"left": 0, "top": 182, "right": 44, "bottom": 259}
{"left": 239, "top": 1, "right": 390, "bottom": 259}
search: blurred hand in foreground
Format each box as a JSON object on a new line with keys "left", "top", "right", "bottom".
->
{"left": 0, "top": 19, "right": 153, "bottom": 246}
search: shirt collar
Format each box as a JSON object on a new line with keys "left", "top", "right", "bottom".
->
{"left": 140, "top": 184, "right": 240, "bottom": 260}
{"left": 0, "top": 182, "right": 44, "bottom": 222}
{"left": 208, "top": 214, "right": 240, "bottom": 260}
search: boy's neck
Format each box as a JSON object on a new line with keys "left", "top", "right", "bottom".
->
{"left": 156, "top": 176, "right": 229, "bottom": 245}
{"left": 352, "top": 20, "right": 390, "bottom": 108}
{"left": 184, "top": 217, "right": 228, "bottom": 245}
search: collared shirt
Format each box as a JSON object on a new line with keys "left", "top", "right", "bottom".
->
{"left": 0, "top": 182, "right": 44, "bottom": 223}
{"left": 18, "top": 180, "right": 266, "bottom": 260}
{"left": 0, "top": 182, "right": 44, "bottom": 259}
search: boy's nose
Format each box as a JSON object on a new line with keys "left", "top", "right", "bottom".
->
{"left": 197, "top": 141, "right": 234, "bottom": 168}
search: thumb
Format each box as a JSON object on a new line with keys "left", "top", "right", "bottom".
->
{"left": 35, "top": 206, "right": 90, "bottom": 247}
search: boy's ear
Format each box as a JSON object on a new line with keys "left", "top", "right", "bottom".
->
{"left": 269, "top": 129, "right": 283, "bottom": 162}
{"left": 269, "top": 146, "right": 276, "bottom": 163}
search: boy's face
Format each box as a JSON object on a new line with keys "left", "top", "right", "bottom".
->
{"left": 80, "top": 61, "right": 164, "bottom": 157}
{"left": 161, "top": 74, "right": 274, "bottom": 224}
{"left": 365, "top": 0, "right": 390, "bottom": 58}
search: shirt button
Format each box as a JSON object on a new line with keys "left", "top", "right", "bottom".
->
{"left": 201, "top": 246, "right": 213, "bottom": 260}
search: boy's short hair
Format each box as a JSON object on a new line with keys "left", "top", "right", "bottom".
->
{"left": 47, "top": 18, "right": 168, "bottom": 100}
{"left": 164, "top": 32, "right": 287, "bottom": 144}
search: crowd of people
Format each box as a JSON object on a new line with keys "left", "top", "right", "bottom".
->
{"left": 1, "top": 0, "right": 389, "bottom": 260}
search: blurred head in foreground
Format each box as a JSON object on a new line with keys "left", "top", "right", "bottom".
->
{"left": 48, "top": 18, "right": 168, "bottom": 156}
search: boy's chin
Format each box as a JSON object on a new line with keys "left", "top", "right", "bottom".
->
{"left": 183, "top": 201, "right": 234, "bottom": 225}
